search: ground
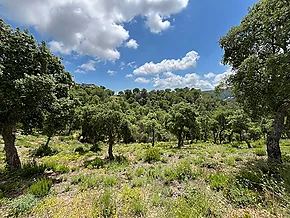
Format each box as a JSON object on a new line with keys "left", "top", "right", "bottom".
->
{"left": 0, "top": 135, "right": 290, "bottom": 218}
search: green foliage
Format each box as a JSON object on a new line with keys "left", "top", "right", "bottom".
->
{"left": 84, "top": 157, "right": 105, "bottom": 169}
{"left": 144, "top": 147, "right": 161, "bottom": 163}
{"left": 121, "top": 185, "right": 146, "bottom": 216}
{"left": 103, "top": 176, "right": 118, "bottom": 187}
{"left": 9, "top": 194, "right": 39, "bottom": 216}
{"left": 172, "top": 188, "right": 212, "bottom": 218}
{"left": 95, "top": 190, "right": 116, "bottom": 218}
{"left": 207, "top": 173, "right": 231, "bottom": 191}
{"left": 163, "top": 160, "right": 198, "bottom": 183}
{"left": 34, "top": 145, "right": 57, "bottom": 157}
{"left": 19, "top": 162, "right": 46, "bottom": 178}
{"left": 28, "top": 178, "right": 53, "bottom": 197}
{"left": 45, "top": 162, "right": 70, "bottom": 174}
{"left": 255, "top": 148, "right": 267, "bottom": 156}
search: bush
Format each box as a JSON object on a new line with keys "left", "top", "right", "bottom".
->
{"left": 84, "top": 157, "right": 104, "bottom": 169}
{"left": 28, "top": 178, "right": 52, "bottom": 197}
{"left": 34, "top": 145, "right": 57, "bottom": 157}
{"left": 95, "top": 190, "right": 116, "bottom": 217}
{"left": 207, "top": 173, "right": 231, "bottom": 191}
{"left": 103, "top": 176, "right": 118, "bottom": 187}
{"left": 19, "top": 162, "right": 46, "bottom": 178}
{"left": 10, "top": 194, "right": 39, "bottom": 216}
{"left": 144, "top": 147, "right": 160, "bottom": 163}
{"left": 255, "top": 148, "right": 266, "bottom": 156}
{"left": 90, "top": 143, "right": 102, "bottom": 152}
{"left": 172, "top": 189, "right": 212, "bottom": 218}
{"left": 44, "top": 162, "right": 70, "bottom": 174}
{"left": 74, "top": 146, "right": 86, "bottom": 154}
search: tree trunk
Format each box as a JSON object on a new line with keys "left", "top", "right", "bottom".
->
{"left": 108, "top": 137, "right": 114, "bottom": 160}
{"left": 44, "top": 136, "right": 52, "bottom": 148}
{"left": 267, "top": 105, "right": 288, "bottom": 164}
{"left": 2, "top": 124, "right": 21, "bottom": 170}
{"left": 152, "top": 129, "right": 155, "bottom": 147}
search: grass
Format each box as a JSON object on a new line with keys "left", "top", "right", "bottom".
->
{"left": 0, "top": 135, "right": 289, "bottom": 217}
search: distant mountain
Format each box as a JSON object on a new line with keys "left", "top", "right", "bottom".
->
{"left": 202, "top": 89, "right": 234, "bottom": 100}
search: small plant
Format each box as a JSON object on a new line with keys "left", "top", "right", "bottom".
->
{"left": 28, "top": 178, "right": 53, "bottom": 197}
{"left": 74, "top": 146, "right": 86, "bottom": 154}
{"left": 44, "top": 162, "right": 70, "bottom": 174}
{"left": 19, "top": 162, "right": 46, "bottom": 178}
{"left": 95, "top": 189, "right": 116, "bottom": 217}
{"left": 84, "top": 157, "right": 104, "bottom": 169}
{"left": 10, "top": 194, "right": 39, "bottom": 216}
{"left": 103, "top": 176, "right": 118, "bottom": 187}
{"left": 34, "top": 145, "right": 57, "bottom": 157}
{"left": 255, "top": 148, "right": 266, "bottom": 156}
{"left": 121, "top": 185, "right": 146, "bottom": 216}
{"left": 144, "top": 147, "right": 160, "bottom": 163}
{"left": 206, "top": 173, "right": 231, "bottom": 191}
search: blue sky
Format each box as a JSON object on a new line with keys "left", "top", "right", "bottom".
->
{"left": 0, "top": 0, "right": 258, "bottom": 92}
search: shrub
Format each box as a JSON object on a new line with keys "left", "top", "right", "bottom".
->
{"left": 34, "top": 145, "right": 57, "bottom": 157}
{"left": 10, "top": 194, "right": 39, "bottom": 216}
{"left": 84, "top": 157, "right": 104, "bottom": 169}
{"left": 144, "top": 147, "right": 160, "bottom": 163}
{"left": 19, "top": 162, "right": 46, "bottom": 178}
{"left": 90, "top": 142, "right": 102, "bottom": 152}
{"left": 74, "top": 146, "right": 86, "bottom": 154}
{"left": 28, "top": 178, "right": 53, "bottom": 197}
{"left": 95, "top": 190, "right": 116, "bottom": 217}
{"left": 255, "top": 148, "right": 266, "bottom": 156}
{"left": 172, "top": 189, "right": 212, "bottom": 218}
{"left": 121, "top": 185, "right": 146, "bottom": 216}
{"left": 206, "top": 173, "right": 231, "bottom": 191}
{"left": 45, "top": 162, "right": 70, "bottom": 174}
{"left": 103, "top": 176, "right": 118, "bottom": 187}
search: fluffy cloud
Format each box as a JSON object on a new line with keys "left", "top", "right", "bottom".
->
{"left": 125, "top": 74, "right": 134, "bottom": 78}
{"left": 213, "top": 68, "right": 234, "bottom": 85}
{"left": 79, "top": 60, "right": 96, "bottom": 71}
{"left": 133, "top": 51, "right": 199, "bottom": 75}
{"left": 135, "top": 77, "right": 150, "bottom": 84}
{"left": 128, "top": 61, "right": 137, "bottom": 69}
{"left": 0, "top": 0, "right": 188, "bottom": 60}
{"left": 126, "top": 39, "right": 139, "bottom": 49}
{"left": 108, "top": 70, "right": 117, "bottom": 76}
{"left": 154, "top": 72, "right": 214, "bottom": 90}
{"left": 204, "top": 72, "right": 216, "bottom": 79}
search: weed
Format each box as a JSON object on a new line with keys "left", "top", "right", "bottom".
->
{"left": 206, "top": 173, "right": 231, "bottom": 191}
{"left": 84, "top": 157, "right": 104, "bottom": 169}
{"left": 144, "top": 147, "right": 161, "bottom": 163}
{"left": 121, "top": 185, "right": 146, "bottom": 216}
{"left": 45, "top": 162, "right": 70, "bottom": 174}
{"left": 103, "top": 176, "right": 118, "bottom": 187}
{"left": 95, "top": 189, "right": 116, "bottom": 217}
{"left": 9, "top": 194, "right": 39, "bottom": 216}
{"left": 34, "top": 145, "right": 57, "bottom": 157}
{"left": 28, "top": 178, "right": 52, "bottom": 197}
{"left": 255, "top": 148, "right": 266, "bottom": 156}
{"left": 19, "top": 161, "right": 46, "bottom": 178}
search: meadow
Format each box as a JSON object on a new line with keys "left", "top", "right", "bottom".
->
{"left": 0, "top": 135, "right": 290, "bottom": 218}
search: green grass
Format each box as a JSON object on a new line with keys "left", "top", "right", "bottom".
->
{"left": 0, "top": 135, "right": 289, "bottom": 217}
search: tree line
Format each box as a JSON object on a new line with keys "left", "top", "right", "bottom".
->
{"left": 0, "top": 0, "right": 289, "bottom": 169}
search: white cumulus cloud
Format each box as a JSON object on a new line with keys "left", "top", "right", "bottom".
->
{"left": 126, "top": 39, "right": 139, "bottom": 49}
{"left": 154, "top": 72, "right": 214, "bottom": 90}
{"left": 133, "top": 50, "right": 200, "bottom": 76}
{"left": 135, "top": 77, "right": 150, "bottom": 84}
{"left": 213, "top": 68, "right": 234, "bottom": 85}
{"left": 204, "top": 72, "right": 216, "bottom": 79}
{"left": 125, "top": 74, "right": 134, "bottom": 78}
{"left": 108, "top": 70, "right": 117, "bottom": 76}
{"left": 79, "top": 60, "right": 96, "bottom": 71}
{"left": 0, "top": 0, "right": 189, "bottom": 60}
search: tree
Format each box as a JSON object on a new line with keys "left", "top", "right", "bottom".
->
{"left": 42, "top": 98, "right": 76, "bottom": 148}
{"left": 83, "top": 102, "right": 126, "bottom": 160}
{"left": 166, "top": 103, "right": 197, "bottom": 148}
{"left": 0, "top": 19, "right": 73, "bottom": 169}
{"left": 219, "top": 0, "right": 290, "bottom": 163}
{"left": 141, "top": 112, "right": 161, "bottom": 147}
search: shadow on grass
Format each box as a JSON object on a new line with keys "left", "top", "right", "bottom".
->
{"left": 83, "top": 155, "right": 129, "bottom": 169}
{"left": 0, "top": 162, "right": 55, "bottom": 199}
